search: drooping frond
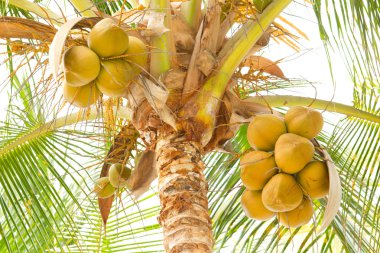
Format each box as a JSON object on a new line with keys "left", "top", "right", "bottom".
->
{"left": 0, "top": 73, "right": 163, "bottom": 252}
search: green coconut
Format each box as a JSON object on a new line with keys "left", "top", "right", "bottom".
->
{"left": 247, "top": 114, "right": 287, "bottom": 151}
{"left": 108, "top": 163, "right": 132, "bottom": 188}
{"left": 240, "top": 151, "right": 277, "bottom": 190}
{"left": 63, "top": 46, "right": 100, "bottom": 87}
{"left": 261, "top": 173, "right": 303, "bottom": 212}
{"left": 252, "top": 0, "right": 273, "bottom": 12}
{"left": 241, "top": 190, "right": 275, "bottom": 221}
{"left": 93, "top": 177, "right": 116, "bottom": 198}
{"left": 88, "top": 18, "right": 129, "bottom": 58}
{"left": 274, "top": 133, "right": 315, "bottom": 174}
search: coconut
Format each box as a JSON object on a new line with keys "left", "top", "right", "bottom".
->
{"left": 274, "top": 133, "right": 315, "bottom": 174}
{"left": 241, "top": 190, "right": 275, "bottom": 221}
{"left": 63, "top": 81, "right": 101, "bottom": 108}
{"left": 97, "top": 84, "right": 128, "bottom": 97}
{"left": 108, "top": 163, "right": 131, "bottom": 188}
{"left": 63, "top": 46, "right": 100, "bottom": 87}
{"left": 278, "top": 197, "right": 314, "bottom": 228}
{"left": 262, "top": 173, "right": 303, "bottom": 212}
{"left": 240, "top": 151, "right": 277, "bottom": 190}
{"left": 96, "top": 59, "right": 136, "bottom": 97}
{"left": 297, "top": 161, "right": 329, "bottom": 199}
{"left": 93, "top": 177, "right": 116, "bottom": 198}
{"left": 88, "top": 18, "right": 129, "bottom": 58}
{"left": 247, "top": 114, "right": 287, "bottom": 151}
{"left": 124, "top": 36, "right": 148, "bottom": 73}
{"left": 284, "top": 106, "right": 323, "bottom": 139}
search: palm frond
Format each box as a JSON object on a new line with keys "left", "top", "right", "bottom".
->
{"left": 0, "top": 57, "right": 161, "bottom": 252}
{"left": 312, "top": 0, "right": 380, "bottom": 88}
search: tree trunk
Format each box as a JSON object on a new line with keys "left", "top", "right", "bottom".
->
{"left": 156, "top": 133, "right": 213, "bottom": 253}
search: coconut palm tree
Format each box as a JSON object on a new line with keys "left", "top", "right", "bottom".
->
{"left": 0, "top": 0, "right": 379, "bottom": 252}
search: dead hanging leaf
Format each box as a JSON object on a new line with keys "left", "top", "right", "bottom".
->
{"left": 141, "top": 79, "right": 177, "bottom": 130}
{"left": 229, "top": 111, "right": 252, "bottom": 134}
{"left": 318, "top": 149, "right": 342, "bottom": 233}
{"left": 98, "top": 168, "right": 114, "bottom": 226}
{"left": 0, "top": 17, "right": 56, "bottom": 40}
{"left": 98, "top": 125, "right": 139, "bottom": 226}
{"left": 49, "top": 17, "right": 84, "bottom": 80}
{"left": 241, "top": 56, "right": 285, "bottom": 79}
{"left": 127, "top": 150, "right": 157, "bottom": 199}
{"left": 98, "top": 193, "right": 114, "bottom": 226}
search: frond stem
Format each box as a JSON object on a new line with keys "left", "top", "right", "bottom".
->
{"left": 246, "top": 95, "right": 380, "bottom": 123}
{"left": 0, "top": 106, "right": 132, "bottom": 156}
{"left": 69, "top": 0, "right": 98, "bottom": 17}
{"left": 6, "top": 0, "right": 63, "bottom": 25}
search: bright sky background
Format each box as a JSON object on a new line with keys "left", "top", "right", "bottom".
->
{"left": 265, "top": 3, "right": 352, "bottom": 105}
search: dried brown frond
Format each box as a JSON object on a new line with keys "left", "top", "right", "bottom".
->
{"left": 232, "top": 55, "right": 286, "bottom": 96}
{"left": 0, "top": 16, "right": 56, "bottom": 41}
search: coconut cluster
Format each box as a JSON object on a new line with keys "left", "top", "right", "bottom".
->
{"left": 240, "top": 106, "right": 329, "bottom": 228}
{"left": 93, "top": 163, "right": 132, "bottom": 198}
{"left": 62, "top": 18, "right": 148, "bottom": 108}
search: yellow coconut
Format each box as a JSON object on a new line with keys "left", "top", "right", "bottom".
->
{"left": 63, "top": 46, "right": 100, "bottom": 87}
{"left": 124, "top": 36, "right": 148, "bottom": 73}
{"left": 274, "top": 133, "right": 315, "bottom": 174}
{"left": 88, "top": 18, "right": 129, "bottom": 58}
{"left": 97, "top": 83, "right": 128, "bottom": 97}
{"left": 63, "top": 81, "right": 101, "bottom": 108}
{"left": 284, "top": 106, "right": 324, "bottom": 139}
{"left": 262, "top": 173, "right": 303, "bottom": 212}
{"left": 96, "top": 59, "right": 136, "bottom": 97}
{"left": 278, "top": 197, "right": 314, "bottom": 228}
{"left": 240, "top": 151, "right": 277, "bottom": 191}
{"left": 108, "top": 163, "right": 132, "bottom": 188}
{"left": 297, "top": 161, "right": 329, "bottom": 199}
{"left": 247, "top": 114, "right": 287, "bottom": 151}
{"left": 93, "top": 177, "right": 116, "bottom": 198}
{"left": 241, "top": 190, "right": 275, "bottom": 221}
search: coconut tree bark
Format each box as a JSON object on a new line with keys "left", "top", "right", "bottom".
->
{"left": 156, "top": 133, "right": 213, "bottom": 253}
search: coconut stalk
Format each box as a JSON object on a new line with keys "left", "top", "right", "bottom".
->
{"left": 156, "top": 134, "right": 213, "bottom": 253}
{"left": 180, "top": 0, "right": 202, "bottom": 29}
{"left": 149, "top": 0, "right": 176, "bottom": 78}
